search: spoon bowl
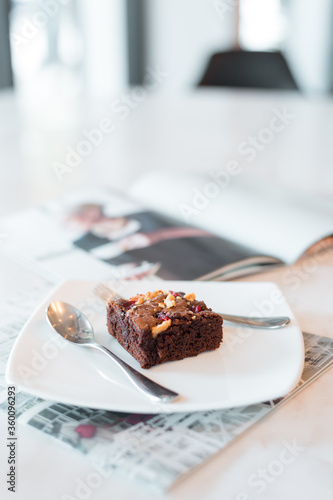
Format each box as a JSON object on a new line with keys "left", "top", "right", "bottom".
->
{"left": 46, "top": 301, "right": 179, "bottom": 403}
{"left": 47, "top": 301, "right": 94, "bottom": 344}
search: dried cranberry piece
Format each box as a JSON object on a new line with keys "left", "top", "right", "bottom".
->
{"left": 191, "top": 305, "right": 202, "bottom": 313}
{"left": 123, "top": 300, "right": 136, "bottom": 310}
{"left": 157, "top": 312, "right": 170, "bottom": 321}
{"left": 169, "top": 290, "right": 185, "bottom": 297}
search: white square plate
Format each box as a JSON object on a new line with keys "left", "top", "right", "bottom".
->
{"left": 6, "top": 280, "right": 304, "bottom": 413}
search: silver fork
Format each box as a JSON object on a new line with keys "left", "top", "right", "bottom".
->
{"left": 94, "top": 283, "right": 290, "bottom": 329}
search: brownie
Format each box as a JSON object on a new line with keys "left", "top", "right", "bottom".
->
{"left": 106, "top": 290, "right": 223, "bottom": 369}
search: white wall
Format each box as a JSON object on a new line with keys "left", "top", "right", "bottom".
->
{"left": 144, "top": 0, "right": 236, "bottom": 91}
{"left": 285, "top": 0, "right": 333, "bottom": 93}
{"left": 78, "top": 0, "right": 128, "bottom": 97}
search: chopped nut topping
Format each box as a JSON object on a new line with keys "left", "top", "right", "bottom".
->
{"left": 151, "top": 319, "right": 171, "bottom": 338}
{"left": 192, "top": 315, "right": 196, "bottom": 320}
{"left": 158, "top": 302, "right": 165, "bottom": 308}
{"left": 134, "top": 295, "right": 145, "bottom": 305}
{"left": 164, "top": 293, "right": 176, "bottom": 308}
{"left": 184, "top": 292, "right": 196, "bottom": 301}
{"left": 145, "top": 290, "right": 164, "bottom": 301}
{"left": 176, "top": 296, "right": 181, "bottom": 300}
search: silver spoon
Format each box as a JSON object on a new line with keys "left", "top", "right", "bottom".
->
{"left": 46, "top": 301, "right": 179, "bottom": 404}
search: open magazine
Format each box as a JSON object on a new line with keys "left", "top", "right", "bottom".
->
{"left": 130, "top": 171, "right": 333, "bottom": 279}
{"left": 0, "top": 183, "right": 332, "bottom": 282}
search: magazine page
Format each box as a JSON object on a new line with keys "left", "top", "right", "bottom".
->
{"left": 0, "top": 189, "right": 270, "bottom": 282}
{"left": 1, "top": 283, "right": 333, "bottom": 493}
{"left": 129, "top": 170, "right": 333, "bottom": 264}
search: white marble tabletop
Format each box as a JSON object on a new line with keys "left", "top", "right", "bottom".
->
{"left": 0, "top": 88, "right": 333, "bottom": 500}
{"left": 1, "top": 87, "right": 333, "bottom": 216}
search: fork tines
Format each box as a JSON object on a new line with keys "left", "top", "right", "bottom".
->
{"left": 94, "top": 283, "right": 123, "bottom": 304}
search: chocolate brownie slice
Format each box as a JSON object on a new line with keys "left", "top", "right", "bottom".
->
{"left": 106, "top": 290, "right": 223, "bottom": 369}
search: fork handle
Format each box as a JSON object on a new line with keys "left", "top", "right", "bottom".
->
{"left": 219, "top": 313, "right": 290, "bottom": 329}
{"left": 90, "top": 342, "right": 179, "bottom": 403}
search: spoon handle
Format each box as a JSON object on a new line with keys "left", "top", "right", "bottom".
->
{"left": 219, "top": 313, "right": 290, "bottom": 329}
{"left": 90, "top": 343, "right": 179, "bottom": 403}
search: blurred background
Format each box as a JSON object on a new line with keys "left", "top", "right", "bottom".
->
{"left": 4, "top": 0, "right": 333, "bottom": 95}
{"left": 1, "top": 0, "right": 333, "bottom": 215}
